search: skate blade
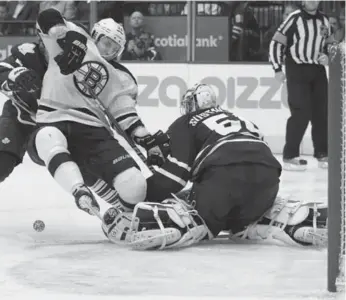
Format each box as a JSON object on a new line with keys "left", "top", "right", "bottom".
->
{"left": 283, "top": 163, "right": 307, "bottom": 171}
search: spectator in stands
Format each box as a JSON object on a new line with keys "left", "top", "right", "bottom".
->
{"left": 0, "top": 2, "right": 8, "bottom": 35}
{"left": 122, "top": 31, "right": 162, "bottom": 61}
{"left": 122, "top": 11, "right": 162, "bottom": 61}
{"left": 6, "top": 1, "right": 38, "bottom": 35}
{"left": 228, "top": 1, "right": 261, "bottom": 61}
{"left": 39, "top": 1, "right": 77, "bottom": 20}
{"left": 126, "top": 11, "right": 146, "bottom": 40}
{"left": 263, "top": 4, "right": 297, "bottom": 55}
{"left": 329, "top": 13, "right": 345, "bottom": 42}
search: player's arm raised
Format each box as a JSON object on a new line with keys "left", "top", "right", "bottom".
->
{"left": 36, "top": 8, "right": 87, "bottom": 75}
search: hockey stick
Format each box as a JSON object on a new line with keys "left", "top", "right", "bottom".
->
{"left": 82, "top": 85, "right": 156, "bottom": 173}
{"left": 80, "top": 198, "right": 103, "bottom": 222}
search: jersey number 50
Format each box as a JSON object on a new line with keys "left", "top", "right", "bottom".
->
{"left": 203, "top": 113, "right": 262, "bottom": 138}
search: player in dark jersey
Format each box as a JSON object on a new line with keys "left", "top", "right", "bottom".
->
{"left": 102, "top": 83, "right": 327, "bottom": 249}
{"left": 0, "top": 42, "right": 46, "bottom": 183}
{"left": 146, "top": 83, "right": 282, "bottom": 235}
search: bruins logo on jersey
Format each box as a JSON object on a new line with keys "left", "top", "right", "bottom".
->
{"left": 73, "top": 61, "right": 109, "bottom": 98}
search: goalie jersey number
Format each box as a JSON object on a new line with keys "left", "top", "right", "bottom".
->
{"left": 73, "top": 61, "right": 109, "bottom": 98}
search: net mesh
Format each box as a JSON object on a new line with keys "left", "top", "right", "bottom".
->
{"left": 337, "top": 42, "right": 346, "bottom": 290}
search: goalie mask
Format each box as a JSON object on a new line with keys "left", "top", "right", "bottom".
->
{"left": 180, "top": 83, "right": 217, "bottom": 115}
{"left": 91, "top": 18, "right": 126, "bottom": 60}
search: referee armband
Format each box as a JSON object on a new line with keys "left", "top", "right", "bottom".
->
{"left": 272, "top": 31, "right": 287, "bottom": 46}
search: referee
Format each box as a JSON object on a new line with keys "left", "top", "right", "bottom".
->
{"left": 269, "top": 1, "right": 330, "bottom": 171}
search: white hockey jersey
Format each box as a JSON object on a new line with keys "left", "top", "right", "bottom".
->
{"left": 37, "top": 20, "right": 138, "bottom": 131}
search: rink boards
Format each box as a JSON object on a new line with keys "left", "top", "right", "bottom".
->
{"left": 0, "top": 63, "right": 329, "bottom": 155}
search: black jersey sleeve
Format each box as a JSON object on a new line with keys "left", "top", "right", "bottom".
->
{"left": 146, "top": 116, "right": 196, "bottom": 202}
{"left": 0, "top": 42, "right": 45, "bottom": 90}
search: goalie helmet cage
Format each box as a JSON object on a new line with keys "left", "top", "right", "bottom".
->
{"left": 328, "top": 42, "right": 346, "bottom": 293}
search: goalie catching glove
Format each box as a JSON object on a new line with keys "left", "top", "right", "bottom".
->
{"left": 55, "top": 30, "right": 88, "bottom": 75}
{"left": 2, "top": 67, "right": 41, "bottom": 115}
{"left": 134, "top": 130, "right": 170, "bottom": 167}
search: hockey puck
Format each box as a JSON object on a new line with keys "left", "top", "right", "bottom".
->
{"left": 33, "top": 220, "right": 45, "bottom": 232}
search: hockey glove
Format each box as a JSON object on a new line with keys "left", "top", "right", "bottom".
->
{"left": 134, "top": 130, "right": 170, "bottom": 167}
{"left": 54, "top": 31, "right": 87, "bottom": 75}
{"left": 6, "top": 67, "right": 41, "bottom": 114}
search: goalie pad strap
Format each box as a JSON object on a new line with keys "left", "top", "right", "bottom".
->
{"left": 128, "top": 198, "right": 212, "bottom": 250}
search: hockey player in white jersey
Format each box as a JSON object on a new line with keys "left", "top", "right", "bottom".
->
{"left": 31, "top": 9, "right": 168, "bottom": 218}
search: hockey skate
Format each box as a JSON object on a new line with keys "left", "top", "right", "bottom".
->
{"left": 73, "top": 185, "right": 100, "bottom": 216}
{"left": 283, "top": 157, "right": 307, "bottom": 171}
{"left": 316, "top": 156, "right": 328, "bottom": 169}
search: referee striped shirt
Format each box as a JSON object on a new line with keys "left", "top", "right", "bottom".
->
{"left": 269, "top": 9, "right": 330, "bottom": 72}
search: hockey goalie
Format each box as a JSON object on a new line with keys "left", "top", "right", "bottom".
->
{"left": 103, "top": 83, "right": 328, "bottom": 250}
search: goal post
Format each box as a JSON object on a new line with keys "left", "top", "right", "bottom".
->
{"left": 328, "top": 42, "right": 345, "bottom": 293}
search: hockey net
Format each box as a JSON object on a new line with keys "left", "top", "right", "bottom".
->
{"left": 338, "top": 41, "right": 346, "bottom": 291}
{"left": 339, "top": 42, "right": 346, "bottom": 291}
{"left": 328, "top": 42, "right": 346, "bottom": 293}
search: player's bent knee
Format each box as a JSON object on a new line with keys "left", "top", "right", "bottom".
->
{"left": 113, "top": 167, "right": 147, "bottom": 206}
{"left": 35, "top": 126, "right": 68, "bottom": 164}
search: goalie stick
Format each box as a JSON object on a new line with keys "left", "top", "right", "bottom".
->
{"left": 81, "top": 85, "right": 156, "bottom": 173}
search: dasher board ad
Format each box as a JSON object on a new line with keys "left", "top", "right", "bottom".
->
{"left": 124, "top": 63, "right": 314, "bottom": 155}
{"left": 0, "top": 63, "right": 316, "bottom": 155}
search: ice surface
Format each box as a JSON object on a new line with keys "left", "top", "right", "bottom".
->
{"left": 0, "top": 155, "right": 343, "bottom": 300}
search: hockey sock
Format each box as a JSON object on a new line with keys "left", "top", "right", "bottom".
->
{"left": 48, "top": 152, "right": 84, "bottom": 193}
{"left": 90, "top": 179, "right": 119, "bottom": 205}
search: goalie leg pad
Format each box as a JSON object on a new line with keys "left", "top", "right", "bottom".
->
{"left": 131, "top": 228, "right": 182, "bottom": 250}
{"left": 129, "top": 197, "right": 212, "bottom": 250}
{"left": 264, "top": 197, "right": 310, "bottom": 227}
{"left": 102, "top": 207, "right": 133, "bottom": 244}
{"left": 234, "top": 197, "right": 328, "bottom": 247}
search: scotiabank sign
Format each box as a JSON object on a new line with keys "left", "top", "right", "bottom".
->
{"left": 123, "top": 16, "right": 229, "bottom": 62}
